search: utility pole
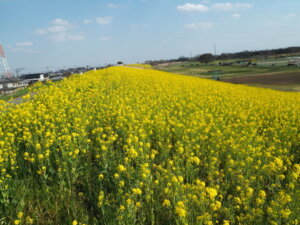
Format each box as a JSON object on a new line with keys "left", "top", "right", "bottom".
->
{"left": 214, "top": 44, "right": 217, "bottom": 56}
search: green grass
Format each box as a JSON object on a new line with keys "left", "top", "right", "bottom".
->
{"left": 0, "top": 80, "right": 60, "bottom": 103}
{"left": 0, "top": 87, "right": 30, "bottom": 101}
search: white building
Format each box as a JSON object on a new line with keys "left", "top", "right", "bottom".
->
{"left": 0, "top": 77, "right": 26, "bottom": 94}
{"left": 20, "top": 73, "right": 47, "bottom": 85}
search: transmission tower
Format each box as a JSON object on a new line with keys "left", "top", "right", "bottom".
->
{"left": 0, "top": 44, "right": 13, "bottom": 78}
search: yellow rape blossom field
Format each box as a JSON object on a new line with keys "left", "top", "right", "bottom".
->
{"left": 126, "top": 64, "right": 153, "bottom": 69}
{"left": 0, "top": 67, "right": 300, "bottom": 224}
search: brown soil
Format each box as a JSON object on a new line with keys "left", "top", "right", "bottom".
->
{"left": 222, "top": 72, "right": 300, "bottom": 85}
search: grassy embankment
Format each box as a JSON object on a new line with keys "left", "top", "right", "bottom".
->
{"left": 155, "top": 60, "right": 300, "bottom": 91}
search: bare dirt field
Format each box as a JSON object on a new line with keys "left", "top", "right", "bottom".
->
{"left": 222, "top": 72, "right": 300, "bottom": 85}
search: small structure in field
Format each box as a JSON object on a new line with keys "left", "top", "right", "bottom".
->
{"left": 20, "top": 73, "right": 48, "bottom": 85}
{"left": 0, "top": 77, "right": 25, "bottom": 94}
{"left": 288, "top": 60, "right": 300, "bottom": 67}
{"left": 48, "top": 72, "right": 65, "bottom": 81}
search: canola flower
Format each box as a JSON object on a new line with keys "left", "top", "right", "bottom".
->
{"left": 126, "top": 63, "right": 153, "bottom": 69}
{"left": 0, "top": 67, "right": 299, "bottom": 224}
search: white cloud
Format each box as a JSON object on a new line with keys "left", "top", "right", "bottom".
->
{"left": 47, "top": 25, "right": 67, "bottom": 33}
{"left": 8, "top": 42, "right": 33, "bottom": 52}
{"left": 35, "top": 18, "right": 72, "bottom": 35}
{"left": 177, "top": 3, "right": 209, "bottom": 12}
{"left": 177, "top": 2, "right": 252, "bottom": 13}
{"left": 35, "top": 18, "right": 84, "bottom": 42}
{"left": 99, "top": 36, "right": 112, "bottom": 41}
{"left": 67, "top": 34, "right": 85, "bottom": 41}
{"left": 52, "top": 18, "right": 70, "bottom": 26}
{"left": 231, "top": 13, "right": 241, "bottom": 18}
{"left": 35, "top": 29, "right": 48, "bottom": 35}
{"left": 16, "top": 42, "right": 33, "bottom": 47}
{"left": 49, "top": 33, "right": 85, "bottom": 42}
{"left": 10, "top": 47, "right": 31, "bottom": 52}
{"left": 185, "top": 22, "right": 213, "bottom": 29}
{"left": 211, "top": 3, "right": 252, "bottom": 11}
{"left": 107, "top": 3, "right": 122, "bottom": 8}
{"left": 83, "top": 19, "right": 93, "bottom": 24}
{"left": 95, "top": 16, "right": 113, "bottom": 25}
{"left": 284, "top": 13, "right": 297, "bottom": 18}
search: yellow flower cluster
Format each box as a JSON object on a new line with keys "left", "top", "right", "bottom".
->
{"left": 126, "top": 64, "right": 153, "bottom": 69}
{"left": 0, "top": 67, "right": 299, "bottom": 224}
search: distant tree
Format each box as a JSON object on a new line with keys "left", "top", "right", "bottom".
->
{"left": 117, "top": 61, "right": 123, "bottom": 65}
{"left": 197, "top": 53, "right": 215, "bottom": 65}
{"left": 217, "top": 53, "right": 229, "bottom": 60}
{"left": 177, "top": 56, "right": 189, "bottom": 62}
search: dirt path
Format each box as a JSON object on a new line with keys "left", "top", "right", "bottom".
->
{"left": 8, "top": 92, "right": 36, "bottom": 105}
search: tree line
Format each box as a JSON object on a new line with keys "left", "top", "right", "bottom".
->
{"left": 145, "top": 46, "right": 300, "bottom": 65}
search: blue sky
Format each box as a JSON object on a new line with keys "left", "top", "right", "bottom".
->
{"left": 1, "top": 0, "right": 300, "bottom": 73}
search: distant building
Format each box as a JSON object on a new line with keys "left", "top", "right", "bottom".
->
{"left": 0, "top": 77, "right": 25, "bottom": 94}
{"left": 48, "top": 72, "right": 65, "bottom": 81}
{"left": 288, "top": 60, "right": 300, "bottom": 67}
{"left": 20, "top": 73, "right": 48, "bottom": 85}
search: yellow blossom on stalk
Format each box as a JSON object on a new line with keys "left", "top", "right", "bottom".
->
{"left": 210, "top": 201, "right": 222, "bottom": 211}
{"left": 234, "top": 197, "right": 242, "bottom": 205}
{"left": 223, "top": 220, "right": 230, "bottom": 225}
{"left": 36, "top": 143, "right": 41, "bottom": 150}
{"left": 132, "top": 188, "right": 142, "bottom": 195}
{"left": 177, "top": 146, "right": 184, "bottom": 154}
{"left": 26, "top": 217, "right": 33, "bottom": 224}
{"left": 246, "top": 187, "right": 254, "bottom": 197}
{"left": 98, "top": 191, "right": 104, "bottom": 207}
{"left": 126, "top": 198, "right": 132, "bottom": 205}
{"left": 119, "top": 180, "right": 125, "bottom": 187}
{"left": 280, "top": 209, "right": 291, "bottom": 218}
{"left": 117, "top": 164, "right": 126, "bottom": 172}
{"left": 189, "top": 156, "right": 200, "bottom": 165}
{"left": 38, "top": 154, "right": 44, "bottom": 160}
{"left": 178, "top": 176, "right": 184, "bottom": 183}
{"left": 206, "top": 187, "right": 218, "bottom": 200}
{"left": 258, "top": 190, "right": 266, "bottom": 199}
{"left": 17, "top": 212, "right": 23, "bottom": 219}
{"left": 101, "top": 145, "right": 107, "bottom": 151}
{"left": 162, "top": 199, "right": 171, "bottom": 207}
{"left": 175, "top": 201, "right": 187, "bottom": 217}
